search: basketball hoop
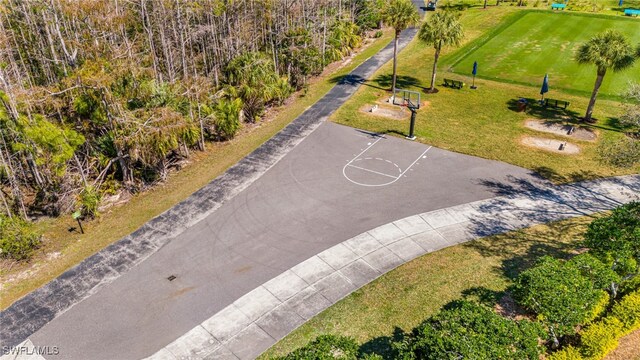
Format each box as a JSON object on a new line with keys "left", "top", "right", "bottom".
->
{"left": 392, "top": 88, "right": 420, "bottom": 140}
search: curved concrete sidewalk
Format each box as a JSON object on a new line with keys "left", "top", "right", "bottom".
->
{"left": 146, "top": 175, "right": 639, "bottom": 360}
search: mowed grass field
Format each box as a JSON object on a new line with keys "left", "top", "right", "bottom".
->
{"left": 331, "top": 6, "right": 639, "bottom": 181}
{"left": 448, "top": 11, "right": 640, "bottom": 98}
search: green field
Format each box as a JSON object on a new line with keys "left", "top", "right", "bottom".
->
{"left": 448, "top": 11, "right": 640, "bottom": 98}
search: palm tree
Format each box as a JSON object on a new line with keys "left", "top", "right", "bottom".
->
{"left": 419, "top": 11, "right": 464, "bottom": 92}
{"left": 576, "top": 30, "right": 638, "bottom": 122}
{"left": 381, "top": 0, "right": 420, "bottom": 92}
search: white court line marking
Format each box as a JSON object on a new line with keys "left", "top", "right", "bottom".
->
{"left": 346, "top": 164, "right": 399, "bottom": 179}
{"left": 345, "top": 137, "right": 384, "bottom": 168}
{"left": 342, "top": 136, "right": 433, "bottom": 186}
{"left": 398, "top": 147, "right": 432, "bottom": 178}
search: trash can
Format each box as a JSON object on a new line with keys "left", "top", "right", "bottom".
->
{"left": 517, "top": 98, "right": 528, "bottom": 112}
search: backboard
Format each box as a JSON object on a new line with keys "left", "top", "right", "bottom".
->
{"left": 392, "top": 88, "right": 420, "bottom": 110}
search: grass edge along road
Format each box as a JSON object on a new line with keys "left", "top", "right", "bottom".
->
{"left": 330, "top": 6, "right": 639, "bottom": 182}
{"left": 0, "top": 30, "right": 394, "bottom": 310}
{"left": 445, "top": 10, "right": 640, "bottom": 100}
{"left": 260, "top": 214, "right": 640, "bottom": 359}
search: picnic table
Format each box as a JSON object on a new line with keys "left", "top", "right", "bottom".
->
{"left": 542, "top": 98, "right": 570, "bottom": 110}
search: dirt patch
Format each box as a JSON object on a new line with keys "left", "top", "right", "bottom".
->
{"left": 604, "top": 328, "right": 640, "bottom": 360}
{"left": 359, "top": 104, "right": 408, "bottom": 120}
{"left": 494, "top": 293, "right": 530, "bottom": 321}
{"left": 525, "top": 119, "right": 597, "bottom": 141}
{"left": 521, "top": 136, "right": 580, "bottom": 155}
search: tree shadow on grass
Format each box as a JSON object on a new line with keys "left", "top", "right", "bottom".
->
{"left": 359, "top": 327, "right": 405, "bottom": 360}
{"left": 462, "top": 287, "right": 504, "bottom": 307}
{"left": 463, "top": 222, "right": 579, "bottom": 281}
{"left": 372, "top": 74, "right": 427, "bottom": 91}
{"left": 506, "top": 98, "right": 581, "bottom": 120}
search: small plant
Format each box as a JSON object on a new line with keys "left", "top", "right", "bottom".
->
{"left": 0, "top": 215, "right": 42, "bottom": 261}
{"left": 79, "top": 185, "right": 101, "bottom": 219}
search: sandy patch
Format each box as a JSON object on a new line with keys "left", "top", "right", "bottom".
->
{"left": 359, "top": 104, "right": 408, "bottom": 120}
{"left": 521, "top": 136, "right": 580, "bottom": 155}
{"left": 604, "top": 329, "right": 640, "bottom": 360}
{"left": 525, "top": 119, "right": 597, "bottom": 141}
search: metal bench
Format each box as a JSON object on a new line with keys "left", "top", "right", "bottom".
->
{"left": 551, "top": 3, "right": 566, "bottom": 10}
{"left": 443, "top": 78, "right": 464, "bottom": 89}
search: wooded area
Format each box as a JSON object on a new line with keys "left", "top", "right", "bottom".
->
{"left": 0, "top": 0, "right": 383, "bottom": 222}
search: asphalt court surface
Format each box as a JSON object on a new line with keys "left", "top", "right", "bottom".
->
{"left": 343, "top": 132, "right": 431, "bottom": 187}
{"left": 29, "top": 122, "right": 545, "bottom": 359}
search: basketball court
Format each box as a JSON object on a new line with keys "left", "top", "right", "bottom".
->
{"left": 24, "top": 121, "right": 545, "bottom": 360}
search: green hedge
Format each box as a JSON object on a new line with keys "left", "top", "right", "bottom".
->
{"left": 548, "top": 290, "right": 640, "bottom": 360}
{"left": 271, "top": 335, "right": 359, "bottom": 360}
{"left": 398, "top": 301, "right": 545, "bottom": 360}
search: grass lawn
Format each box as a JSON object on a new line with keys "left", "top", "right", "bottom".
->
{"left": 331, "top": 6, "right": 639, "bottom": 183}
{"left": 0, "top": 30, "right": 395, "bottom": 310}
{"left": 260, "top": 216, "right": 590, "bottom": 358}
{"left": 447, "top": 11, "right": 640, "bottom": 98}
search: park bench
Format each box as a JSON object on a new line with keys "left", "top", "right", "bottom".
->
{"left": 443, "top": 78, "right": 464, "bottom": 89}
{"left": 624, "top": 8, "right": 640, "bottom": 16}
{"left": 551, "top": 3, "right": 566, "bottom": 10}
{"left": 542, "top": 98, "right": 570, "bottom": 109}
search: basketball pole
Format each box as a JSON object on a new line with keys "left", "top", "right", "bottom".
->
{"left": 406, "top": 108, "right": 417, "bottom": 140}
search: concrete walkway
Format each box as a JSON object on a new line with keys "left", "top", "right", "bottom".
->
{"left": 143, "top": 174, "right": 639, "bottom": 360}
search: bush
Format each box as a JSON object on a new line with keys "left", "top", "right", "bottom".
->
{"left": 0, "top": 215, "right": 42, "bottom": 261}
{"left": 549, "top": 290, "right": 640, "bottom": 360}
{"left": 399, "top": 301, "right": 545, "bottom": 360}
{"left": 579, "top": 318, "right": 623, "bottom": 359}
{"left": 272, "top": 335, "right": 359, "bottom": 360}
{"left": 547, "top": 346, "right": 584, "bottom": 360}
{"left": 513, "top": 256, "right": 605, "bottom": 341}
{"left": 610, "top": 290, "right": 640, "bottom": 332}
{"left": 213, "top": 97, "right": 243, "bottom": 140}
{"left": 584, "top": 202, "right": 640, "bottom": 277}
{"left": 79, "top": 185, "right": 101, "bottom": 218}
{"left": 570, "top": 253, "right": 620, "bottom": 292}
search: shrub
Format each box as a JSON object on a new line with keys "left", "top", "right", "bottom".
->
{"left": 579, "top": 317, "right": 623, "bottom": 359}
{"left": 79, "top": 185, "right": 101, "bottom": 218}
{"left": 547, "top": 346, "right": 584, "bottom": 360}
{"left": 513, "top": 256, "right": 604, "bottom": 343}
{"left": 399, "top": 301, "right": 545, "bottom": 360}
{"left": 0, "top": 215, "right": 42, "bottom": 261}
{"left": 610, "top": 290, "right": 640, "bottom": 332}
{"left": 584, "top": 290, "right": 610, "bottom": 324}
{"left": 272, "top": 335, "right": 359, "bottom": 360}
{"left": 213, "top": 97, "right": 243, "bottom": 140}
{"left": 569, "top": 253, "right": 620, "bottom": 292}
{"left": 584, "top": 202, "right": 640, "bottom": 277}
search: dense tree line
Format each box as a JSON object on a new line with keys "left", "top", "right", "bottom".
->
{"left": 0, "top": 0, "right": 384, "bottom": 221}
